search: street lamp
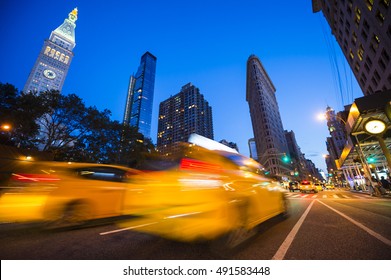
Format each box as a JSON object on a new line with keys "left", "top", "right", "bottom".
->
{"left": 1, "top": 124, "right": 11, "bottom": 131}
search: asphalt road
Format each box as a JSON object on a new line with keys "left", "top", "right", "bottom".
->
{"left": 1, "top": 189, "right": 390, "bottom": 260}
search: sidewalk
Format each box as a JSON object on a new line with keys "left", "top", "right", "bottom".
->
{"left": 349, "top": 188, "right": 391, "bottom": 198}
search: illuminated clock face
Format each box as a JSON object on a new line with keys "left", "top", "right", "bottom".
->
{"left": 43, "top": 69, "right": 56, "bottom": 80}
{"left": 364, "top": 119, "right": 386, "bottom": 135}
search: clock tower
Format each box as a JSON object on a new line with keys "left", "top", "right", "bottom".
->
{"left": 23, "top": 8, "right": 78, "bottom": 94}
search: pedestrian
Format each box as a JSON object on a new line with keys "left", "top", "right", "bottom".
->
{"left": 372, "top": 176, "right": 385, "bottom": 196}
{"left": 380, "top": 176, "right": 391, "bottom": 193}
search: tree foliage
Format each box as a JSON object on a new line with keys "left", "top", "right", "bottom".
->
{"left": 0, "top": 82, "right": 156, "bottom": 166}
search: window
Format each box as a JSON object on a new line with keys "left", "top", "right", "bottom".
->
{"left": 357, "top": 44, "right": 364, "bottom": 61}
{"left": 381, "top": 49, "right": 390, "bottom": 63}
{"left": 366, "top": 0, "right": 374, "bottom": 11}
{"left": 376, "top": 10, "right": 385, "bottom": 24}
{"left": 352, "top": 31, "right": 357, "bottom": 44}
{"left": 349, "top": 49, "right": 354, "bottom": 60}
{"left": 354, "top": 63, "right": 360, "bottom": 72}
{"left": 379, "top": 58, "right": 386, "bottom": 70}
{"left": 381, "top": 0, "right": 390, "bottom": 8}
{"left": 355, "top": 7, "right": 361, "bottom": 25}
{"left": 363, "top": 19, "right": 370, "bottom": 31}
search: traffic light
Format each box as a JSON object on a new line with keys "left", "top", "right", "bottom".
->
{"left": 282, "top": 154, "right": 290, "bottom": 163}
{"left": 367, "top": 156, "right": 376, "bottom": 163}
{"left": 294, "top": 171, "right": 299, "bottom": 176}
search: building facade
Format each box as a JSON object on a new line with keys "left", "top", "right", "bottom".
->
{"left": 246, "top": 55, "right": 292, "bottom": 177}
{"left": 23, "top": 8, "right": 78, "bottom": 94}
{"left": 157, "top": 83, "right": 213, "bottom": 155}
{"left": 123, "top": 52, "right": 157, "bottom": 139}
{"left": 285, "top": 130, "right": 309, "bottom": 180}
{"left": 312, "top": 0, "right": 391, "bottom": 95}
{"left": 219, "top": 139, "right": 239, "bottom": 152}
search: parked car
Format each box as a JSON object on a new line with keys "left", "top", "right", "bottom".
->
{"left": 119, "top": 136, "right": 288, "bottom": 251}
{"left": 288, "top": 181, "right": 300, "bottom": 192}
{"left": 300, "top": 180, "right": 317, "bottom": 193}
{"left": 0, "top": 161, "right": 141, "bottom": 227}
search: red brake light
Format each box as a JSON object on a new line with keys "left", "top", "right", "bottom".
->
{"left": 11, "top": 173, "right": 60, "bottom": 183}
{"left": 179, "top": 158, "right": 222, "bottom": 173}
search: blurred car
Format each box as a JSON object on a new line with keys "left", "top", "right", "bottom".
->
{"left": 314, "top": 183, "right": 324, "bottom": 192}
{"left": 325, "top": 184, "right": 335, "bottom": 190}
{"left": 288, "top": 181, "right": 300, "bottom": 192}
{"left": 119, "top": 135, "right": 288, "bottom": 250}
{"left": 299, "top": 180, "right": 317, "bottom": 193}
{"left": 0, "top": 161, "right": 141, "bottom": 227}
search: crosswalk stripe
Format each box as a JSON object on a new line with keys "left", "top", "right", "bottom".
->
{"left": 353, "top": 195, "right": 366, "bottom": 199}
{"left": 312, "top": 195, "right": 318, "bottom": 198}
{"left": 333, "top": 195, "right": 339, "bottom": 199}
{"left": 323, "top": 195, "right": 327, "bottom": 199}
{"left": 302, "top": 194, "right": 308, "bottom": 198}
{"left": 342, "top": 195, "right": 350, "bottom": 198}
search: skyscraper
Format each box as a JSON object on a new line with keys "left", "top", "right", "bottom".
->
{"left": 312, "top": 0, "right": 391, "bottom": 95}
{"left": 123, "top": 52, "right": 157, "bottom": 139}
{"left": 23, "top": 8, "right": 78, "bottom": 94}
{"left": 246, "top": 55, "right": 291, "bottom": 177}
{"left": 157, "top": 83, "right": 213, "bottom": 155}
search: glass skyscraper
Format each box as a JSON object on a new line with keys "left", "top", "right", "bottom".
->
{"left": 123, "top": 52, "right": 157, "bottom": 139}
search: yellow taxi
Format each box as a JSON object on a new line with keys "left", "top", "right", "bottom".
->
{"left": 0, "top": 161, "right": 141, "bottom": 227}
{"left": 299, "top": 180, "right": 317, "bottom": 193}
{"left": 119, "top": 134, "right": 288, "bottom": 250}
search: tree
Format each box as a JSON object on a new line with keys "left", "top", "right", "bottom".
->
{"left": 1, "top": 83, "right": 157, "bottom": 166}
{"left": 0, "top": 83, "right": 43, "bottom": 148}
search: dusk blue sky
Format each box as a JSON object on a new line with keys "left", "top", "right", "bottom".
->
{"left": 0, "top": 0, "right": 363, "bottom": 172}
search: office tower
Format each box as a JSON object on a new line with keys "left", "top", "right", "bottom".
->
{"left": 219, "top": 139, "right": 239, "bottom": 152}
{"left": 248, "top": 138, "right": 258, "bottom": 161}
{"left": 123, "top": 52, "right": 157, "bottom": 139}
{"left": 246, "top": 55, "right": 291, "bottom": 177}
{"left": 23, "top": 8, "right": 78, "bottom": 94}
{"left": 157, "top": 83, "right": 213, "bottom": 155}
{"left": 285, "top": 130, "right": 308, "bottom": 180}
{"left": 324, "top": 106, "right": 348, "bottom": 161}
{"left": 313, "top": 0, "right": 391, "bottom": 95}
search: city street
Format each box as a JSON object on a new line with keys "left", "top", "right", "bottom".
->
{"left": 1, "top": 189, "right": 390, "bottom": 260}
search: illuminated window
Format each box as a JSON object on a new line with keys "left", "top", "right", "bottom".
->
{"left": 381, "top": 0, "right": 390, "bottom": 8}
{"left": 376, "top": 10, "right": 385, "bottom": 24}
{"left": 351, "top": 31, "right": 357, "bottom": 44}
{"left": 357, "top": 44, "right": 364, "bottom": 61}
{"left": 349, "top": 49, "right": 354, "bottom": 60}
{"left": 366, "top": 0, "right": 374, "bottom": 11}
{"left": 355, "top": 7, "right": 361, "bottom": 25}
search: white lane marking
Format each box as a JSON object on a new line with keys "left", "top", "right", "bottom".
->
{"left": 291, "top": 194, "right": 300, "bottom": 198}
{"left": 272, "top": 200, "right": 315, "bottom": 260}
{"left": 100, "top": 222, "right": 159, "bottom": 236}
{"left": 312, "top": 195, "right": 318, "bottom": 199}
{"left": 302, "top": 194, "right": 308, "bottom": 198}
{"left": 317, "top": 200, "right": 391, "bottom": 247}
{"left": 333, "top": 195, "right": 339, "bottom": 199}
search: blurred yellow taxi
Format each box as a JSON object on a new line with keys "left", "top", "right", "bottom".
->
{"left": 119, "top": 134, "right": 288, "bottom": 250}
{"left": 314, "top": 183, "right": 324, "bottom": 192}
{"left": 299, "top": 180, "right": 317, "bottom": 193}
{"left": 0, "top": 162, "right": 140, "bottom": 227}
